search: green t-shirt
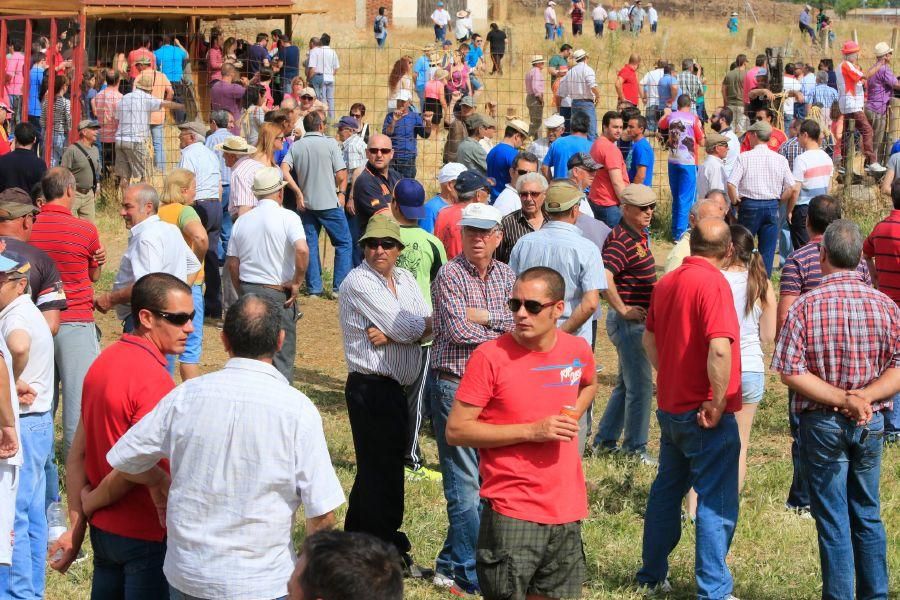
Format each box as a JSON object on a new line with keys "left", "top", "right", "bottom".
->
{"left": 723, "top": 68, "right": 744, "bottom": 106}
{"left": 397, "top": 225, "right": 448, "bottom": 309}
{"left": 549, "top": 54, "right": 568, "bottom": 83}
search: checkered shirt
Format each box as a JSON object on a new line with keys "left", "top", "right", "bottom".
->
{"left": 728, "top": 143, "right": 795, "bottom": 200}
{"left": 676, "top": 71, "right": 703, "bottom": 104}
{"left": 430, "top": 255, "right": 516, "bottom": 377}
{"left": 778, "top": 136, "right": 801, "bottom": 171}
{"left": 771, "top": 271, "right": 900, "bottom": 413}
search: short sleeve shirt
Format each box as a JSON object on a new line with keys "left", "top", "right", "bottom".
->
{"left": 153, "top": 44, "right": 188, "bottom": 83}
{"left": 351, "top": 165, "right": 402, "bottom": 231}
{"left": 434, "top": 202, "right": 466, "bottom": 259}
{"left": 543, "top": 134, "right": 592, "bottom": 179}
{"left": 0, "top": 237, "right": 67, "bottom": 314}
{"left": 602, "top": 223, "right": 656, "bottom": 308}
{"left": 397, "top": 226, "right": 448, "bottom": 308}
{"left": 626, "top": 137, "right": 654, "bottom": 186}
{"left": 284, "top": 132, "right": 346, "bottom": 211}
{"left": 723, "top": 68, "right": 744, "bottom": 105}
{"left": 456, "top": 332, "right": 593, "bottom": 524}
{"left": 0, "top": 295, "right": 55, "bottom": 414}
{"left": 617, "top": 64, "right": 639, "bottom": 105}
{"left": 862, "top": 210, "right": 900, "bottom": 305}
{"left": 588, "top": 136, "right": 630, "bottom": 207}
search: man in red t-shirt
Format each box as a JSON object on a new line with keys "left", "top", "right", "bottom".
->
{"left": 588, "top": 110, "right": 630, "bottom": 228}
{"left": 48, "top": 273, "right": 194, "bottom": 597}
{"left": 446, "top": 267, "right": 597, "bottom": 600}
{"left": 636, "top": 218, "right": 742, "bottom": 598}
{"left": 616, "top": 54, "right": 641, "bottom": 108}
{"left": 434, "top": 169, "right": 492, "bottom": 259}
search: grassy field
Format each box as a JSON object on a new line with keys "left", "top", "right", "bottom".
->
{"left": 43, "top": 10, "right": 900, "bottom": 600}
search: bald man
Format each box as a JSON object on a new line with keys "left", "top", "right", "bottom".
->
{"left": 349, "top": 133, "right": 402, "bottom": 266}
{"left": 664, "top": 195, "right": 728, "bottom": 273}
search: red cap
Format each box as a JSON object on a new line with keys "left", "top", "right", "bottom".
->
{"left": 841, "top": 40, "right": 860, "bottom": 55}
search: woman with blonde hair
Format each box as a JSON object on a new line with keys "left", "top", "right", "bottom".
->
{"left": 254, "top": 122, "right": 304, "bottom": 204}
{"left": 158, "top": 168, "right": 209, "bottom": 380}
{"left": 387, "top": 55, "right": 414, "bottom": 110}
{"left": 289, "top": 75, "right": 306, "bottom": 103}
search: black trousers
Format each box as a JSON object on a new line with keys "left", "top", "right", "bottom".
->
{"left": 404, "top": 346, "right": 430, "bottom": 470}
{"left": 196, "top": 198, "right": 223, "bottom": 318}
{"left": 345, "top": 372, "right": 412, "bottom": 555}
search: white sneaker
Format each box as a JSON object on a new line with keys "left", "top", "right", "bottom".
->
{"left": 725, "top": 595, "right": 741, "bottom": 600}
{"left": 640, "top": 578, "right": 673, "bottom": 596}
{"left": 866, "top": 162, "right": 887, "bottom": 173}
{"left": 433, "top": 573, "right": 454, "bottom": 588}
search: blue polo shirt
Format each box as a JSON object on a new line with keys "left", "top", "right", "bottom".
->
{"left": 154, "top": 44, "right": 188, "bottom": 83}
{"left": 466, "top": 47, "right": 483, "bottom": 69}
{"left": 542, "top": 134, "right": 592, "bottom": 179}
{"left": 626, "top": 137, "right": 654, "bottom": 186}
{"left": 28, "top": 66, "right": 45, "bottom": 116}
{"left": 414, "top": 55, "right": 431, "bottom": 91}
{"left": 382, "top": 111, "right": 427, "bottom": 161}
{"left": 421, "top": 195, "right": 450, "bottom": 234}
{"left": 486, "top": 142, "right": 518, "bottom": 199}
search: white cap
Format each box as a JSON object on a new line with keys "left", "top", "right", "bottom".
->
{"left": 459, "top": 202, "right": 502, "bottom": 229}
{"left": 543, "top": 114, "right": 565, "bottom": 128}
{"left": 437, "top": 162, "right": 467, "bottom": 184}
{"left": 395, "top": 89, "right": 413, "bottom": 103}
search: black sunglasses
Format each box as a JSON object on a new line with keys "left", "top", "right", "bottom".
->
{"left": 363, "top": 238, "right": 400, "bottom": 250}
{"left": 516, "top": 169, "right": 533, "bottom": 176}
{"left": 508, "top": 298, "right": 556, "bottom": 314}
{"left": 150, "top": 309, "right": 195, "bottom": 326}
{"left": 368, "top": 147, "right": 392, "bottom": 155}
{"left": 638, "top": 204, "right": 656, "bottom": 212}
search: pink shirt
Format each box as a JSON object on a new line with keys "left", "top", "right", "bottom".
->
{"left": 425, "top": 79, "right": 445, "bottom": 100}
{"left": 5, "top": 52, "right": 25, "bottom": 96}
{"left": 743, "top": 66, "right": 760, "bottom": 104}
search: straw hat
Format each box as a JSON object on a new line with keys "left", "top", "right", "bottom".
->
{"left": 874, "top": 42, "right": 894, "bottom": 57}
{"left": 214, "top": 136, "right": 256, "bottom": 155}
{"left": 456, "top": 9, "right": 470, "bottom": 17}
{"left": 252, "top": 167, "right": 288, "bottom": 197}
{"left": 531, "top": 55, "right": 545, "bottom": 65}
{"left": 572, "top": 49, "right": 588, "bottom": 61}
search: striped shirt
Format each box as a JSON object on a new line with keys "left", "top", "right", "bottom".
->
{"left": 339, "top": 261, "right": 431, "bottom": 386}
{"left": 93, "top": 87, "right": 123, "bottom": 144}
{"left": 30, "top": 204, "right": 101, "bottom": 323}
{"left": 41, "top": 95, "right": 71, "bottom": 134}
{"left": 728, "top": 143, "right": 794, "bottom": 200}
{"left": 676, "top": 71, "right": 703, "bottom": 106}
{"left": 603, "top": 222, "right": 656, "bottom": 309}
{"left": 863, "top": 209, "right": 900, "bottom": 305}
{"left": 780, "top": 236, "right": 871, "bottom": 297}
{"left": 772, "top": 272, "right": 900, "bottom": 413}
{"left": 229, "top": 156, "right": 265, "bottom": 217}
{"left": 496, "top": 209, "right": 541, "bottom": 264}
{"left": 431, "top": 255, "right": 515, "bottom": 378}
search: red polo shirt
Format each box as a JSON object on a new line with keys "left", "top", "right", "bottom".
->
{"left": 81, "top": 335, "right": 174, "bottom": 541}
{"left": 588, "top": 136, "right": 630, "bottom": 207}
{"left": 30, "top": 203, "right": 101, "bottom": 323}
{"left": 646, "top": 256, "right": 742, "bottom": 414}
{"left": 617, "top": 63, "right": 639, "bottom": 105}
{"left": 863, "top": 209, "right": 900, "bottom": 306}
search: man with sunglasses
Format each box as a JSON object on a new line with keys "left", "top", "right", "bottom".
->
{"left": 593, "top": 184, "right": 658, "bottom": 463}
{"left": 430, "top": 200, "right": 513, "bottom": 594}
{"left": 493, "top": 151, "right": 541, "bottom": 217}
{"left": 510, "top": 180, "right": 605, "bottom": 452}
{"left": 351, "top": 134, "right": 402, "bottom": 248}
{"left": 339, "top": 214, "right": 433, "bottom": 580}
{"left": 0, "top": 252, "right": 55, "bottom": 600}
{"left": 445, "top": 266, "right": 597, "bottom": 600}
{"left": 47, "top": 273, "right": 189, "bottom": 592}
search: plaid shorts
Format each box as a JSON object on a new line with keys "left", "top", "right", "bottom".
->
{"left": 476, "top": 504, "right": 585, "bottom": 599}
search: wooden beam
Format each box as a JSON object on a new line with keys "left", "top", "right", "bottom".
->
{"left": 82, "top": 5, "right": 316, "bottom": 16}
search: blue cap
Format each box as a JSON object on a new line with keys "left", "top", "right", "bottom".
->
{"left": 756, "top": 68, "right": 768, "bottom": 77}
{"left": 454, "top": 170, "right": 495, "bottom": 194}
{"left": 337, "top": 116, "right": 359, "bottom": 131}
{"left": 437, "top": 1, "right": 444, "bottom": 5}
{"left": 393, "top": 178, "right": 426, "bottom": 219}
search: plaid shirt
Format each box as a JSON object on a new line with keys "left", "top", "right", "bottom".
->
{"left": 771, "top": 271, "right": 900, "bottom": 413}
{"left": 728, "top": 143, "right": 795, "bottom": 200}
{"left": 676, "top": 71, "right": 702, "bottom": 105}
{"left": 431, "top": 255, "right": 516, "bottom": 377}
{"left": 778, "top": 136, "right": 801, "bottom": 171}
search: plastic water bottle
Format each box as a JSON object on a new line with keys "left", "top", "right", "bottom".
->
{"left": 47, "top": 496, "right": 67, "bottom": 563}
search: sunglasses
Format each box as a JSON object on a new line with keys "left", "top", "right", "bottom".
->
{"left": 507, "top": 298, "right": 556, "bottom": 314}
{"left": 363, "top": 238, "right": 400, "bottom": 250}
{"left": 519, "top": 191, "right": 543, "bottom": 198}
{"left": 275, "top": 135, "right": 285, "bottom": 140}
{"left": 368, "top": 147, "right": 392, "bottom": 155}
{"left": 516, "top": 169, "right": 533, "bottom": 176}
{"left": 150, "top": 309, "right": 195, "bottom": 326}
{"left": 638, "top": 204, "right": 656, "bottom": 212}
{"left": 301, "top": 95, "right": 314, "bottom": 100}
{"left": 351, "top": 113, "right": 362, "bottom": 119}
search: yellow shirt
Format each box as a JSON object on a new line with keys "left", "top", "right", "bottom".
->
{"left": 158, "top": 203, "right": 205, "bottom": 282}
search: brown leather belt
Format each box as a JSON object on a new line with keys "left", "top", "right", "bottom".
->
{"left": 240, "top": 281, "right": 287, "bottom": 294}
{"left": 437, "top": 371, "right": 462, "bottom": 384}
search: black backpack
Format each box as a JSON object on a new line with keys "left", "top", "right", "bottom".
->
{"left": 374, "top": 17, "right": 383, "bottom": 34}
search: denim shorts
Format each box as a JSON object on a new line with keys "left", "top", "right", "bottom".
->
{"left": 741, "top": 371, "right": 765, "bottom": 404}
{"left": 469, "top": 74, "right": 483, "bottom": 90}
{"left": 180, "top": 284, "right": 205, "bottom": 364}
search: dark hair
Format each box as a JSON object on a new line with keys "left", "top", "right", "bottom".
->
{"left": 504, "top": 125, "right": 522, "bottom": 138}
{"left": 490, "top": 22, "right": 498, "bottom": 29}
{"left": 298, "top": 531, "right": 402, "bottom": 600}
{"left": 378, "top": 6, "right": 386, "bottom": 14}
{"left": 131, "top": 273, "right": 191, "bottom": 325}
{"left": 350, "top": 102, "right": 367, "bottom": 116}
{"left": 807, "top": 194, "right": 841, "bottom": 234}
{"left": 717, "top": 106, "right": 733, "bottom": 125}
{"left": 517, "top": 267, "right": 565, "bottom": 302}
{"left": 755, "top": 54, "right": 766, "bottom": 67}
{"left": 620, "top": 105, "right": 641, "bottom": 123}
{"left": 601, "top": 110, "right": 621, "bottom": 129}
{"left": 12, "top": 40, "right": 24, "bottom": 52}
{"left": 256, "top": 32, "right": 268, "bottom": 43}
{"left": 676, "top": 93, "right": 691, "bottom": 109}
{"left": 689, "top": 218, "right": 731, "bottom": 259}
{"left": 785, "top": 63, "right": 796, "bottom": 76}
{"left": 241, "top": 85, "right": 263, "bottom": 110}
{"left": 735, "top": 53, "right": 747, "bottom": 67}
{"left": 141, "top": 34, "right": 152, "bottom": 47}
{"left": 53, "top": 73, "right": 69, "bottom": 96}
{"left": 29, "top": 182, "right": 44, "bottom": 203}
{"left": 570, "top": 111, "right": 591, "bottom": 134}
{"left": 13, "top": 122, "right": 37, "bottom": 146}
{"left": 41, "top": 167, "right": 75, "bottom": 202}
{"left": 757, "top": 107, "right": 776, "bottom": 123}
{"left": 320, "top": 33, "right": 331, "bottom": 46}
{"left": 627, "top": 114, "right": 647, "bottom": 131}
{"left": 510, "top": 152, "right": 539, "bottom": 173}
{"left": 303, "top": 111, "right": 323, "bottom": 132}
{"left": 223, "top": 294, "right": 282, "bottom": 359}
{"left": 266, "top": 108, "right": 291, "bottom": 125}
{"left": 728, "top": 224, "right": 769, "bottom": 316}
{"left": 799, "top": 119, "right": 820, "bottom": 142}
{"left": 559, "top": 43, "right": 573, "bottom": 52}
{"left": 105, "top": 68, "right": 120, "bottom": 86}
{"left": 663, "top": 63, "right": 672, "bottom": 75}
{"left": 892, "top": 178, "right": 900, "bottom": 209}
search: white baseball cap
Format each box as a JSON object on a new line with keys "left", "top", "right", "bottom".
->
{"left": 459, "top": 203, "right": 502, "bottom": 230}
{"left": 543, "top": 114, "right": 565, "bottom": 129}
{"left": 395, "top": 89, "right": 413, "bottom": 103}
{"left": 437, "top": 162, "right": 467, "bottom": 184}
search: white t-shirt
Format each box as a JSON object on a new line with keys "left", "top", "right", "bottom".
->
{"left": 455, "top": 16, "right": 473, "bottom": 39}
{"left": 431, "top": 8, "right": 450, "bottom": 26}
{"left": 640, "top": 68, "right": 664, "bottom": 107}
{"left": 792, "top": 148, "right": 833, "bottom": 206}
{"left": 0, "top": 335, "right": 20, "bottom": 467}
{"left": 0, "top": 295, "right": 54, "bottom": 415}
{"left": 591, "top": 5, "right": 607, "bottom": 20}
{"left": 228, "top": 199, "right": 307, "bottom": 285}
{"left": 308, "top": 46, "right": 340, "bottom": 83}
{"left": 648, "top": 7, "right": 658, "bottom": 22}
{"left": 722, "top": 270, "right": 764, "bottom": 373}
{"left": 782, "top": 76, "right": 802, "bottom": 116}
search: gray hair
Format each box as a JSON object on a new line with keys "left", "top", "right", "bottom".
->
{"left": 210, "top": 110, "right": 230, "bottom": 129}
{"left": 280, "top": 96, "right": 297, "bottom": 110}
{"left": 41, "top": 167, "right": 76, "bottom": 202}
{"left": 457, "top": 188, "right": 479, "bottom": 201}
{"left": 822, "top": 219, "right": 863, "bottom": 269}
{"left": 689, "top": 196, "right": 718, "bottom": 219}
{"left": 755, "top": 129, "right": 772, "bottom": 143}
{"left": 815, "top": 70, "right": 828, "bottom": 85}
{"left": 681, "top": 58, "right": 694, "bottom": 71}
{"left": 515, "top": 172, "right": 549, "bottom": 194}
{"left": 129, "top": 183, "right": 160, "bottom": 214}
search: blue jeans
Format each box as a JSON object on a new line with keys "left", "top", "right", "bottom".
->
{"left": 309, "top": 73, "right": 325, "bottom": 107}
{"left": 590, "top": 203, "right": 622, "bottom": 228}
{"left": 391, "top": 157, "right": 417, "bottom": 179}
{"left": 778, "top": 200, "right": 793, "bottom": 268}
{"left": 545, "top": 22, "right": 556, "bottom": 39}
{"left": 801, "top": 410, "right": 888, "bottom": 600}
{"left": 571, "top": 99, "right": 597, "bottom": 140}
{"left": 347, "top": 211, "right": 363, "bottom": 267}
{"left": 300, "top": 207, "right": 352, "bottom": 295}
{"left": 90, "top": 526, "right": 168, "bottom": 600}
{"left": 595, "top": 312, "right": 653, "bottom": 453}
{"left": 434, "top": 24, "right": 446, "bottom": 41}
{"left": 737, "top": 199, "right": 779, "bottom": 276}
{"left": 787, "top": 396, "right": 810, "bottom": 509}
{"left": 429, "top": 374, "right": 481, "bottom": 591}
{"left": 668, "top": 163, "right": 697, "bottom": 240}
{"left": 150, "top": 124, "right": 165, "bottom": 172}
{"left": 0, "top": 411, "right": 53, "bottom": 600}
{"left": 638, "top": 409, "right": 740, "bottom": 600}
{"left": 51, "top": 132, "right": 66, "bottom": 167}
{"left": 376, "top": 35, "right": 386, "bottom": 48}
{"left": 883, "top": 394, "right": 900, "bottom": 433}
{"left": 219, "top": 185, "right": 232, "bottom": 262}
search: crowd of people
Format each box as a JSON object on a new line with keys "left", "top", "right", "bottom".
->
{"left": 0, "top": 13, "right": 898, "bottom": 600}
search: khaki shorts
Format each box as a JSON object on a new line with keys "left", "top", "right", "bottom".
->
{"left": 476, "top": 504, "right": 586, "bottom": 599}
{"left": 115, "top": 141, "right": 151, "bottom": 183}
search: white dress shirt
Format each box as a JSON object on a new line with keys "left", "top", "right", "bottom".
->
{"left": 339, "top": 261, "right": 430, "bottom": 386}
{"left": 227, "top": 199, "right": 306, "bottom": 285}
{"left": 178, "top": 141, "right": 221, "bottom": 200}
{"left": 493, "top": 184, "right": 521, "bottom": 216}
{"left": 721, "top": 128, "right": 740, "bottom": 176}
{"left": 205, "top": 128, "right": 232, "bottom": 187}
{"left": 107, "top": 358, "right": 345, "bottom": 600}
{"left": 112, "top": 215, "right": 202, "bottom": 319}
{"left": 697, "top": 154, "right": 728, "bottom": 200}
{"left": 560, "top": 62, "right": 597, "bottom": 101}
{"left": 115, "top": 89, "right": 162, "bottom": 143}
{"left": 727, "top": 144, "right": 795, "bottom": 201}
{"left": 591, "top": 5, "right": 608, "bottom": 20}
{"left": 0, "top": 295, "right": 54, "bottom": 415}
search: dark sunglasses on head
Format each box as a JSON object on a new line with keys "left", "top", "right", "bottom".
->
{"left": 150, "top": 309, "right": 195, "bottom": 326}
{"left": 363, "top": 238, "right": 400, "bottom": 250}
{"left": 519, "top": 191, "right": 543, "bottom": 198}
{"left": 368, "top": 147, "right": 392, "bottom": 155}
{"left": 507, "top": 298, "right": 556, "bottom": 314}
{"left": 638, "top": 204, "right": 656, "bottom": 212}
